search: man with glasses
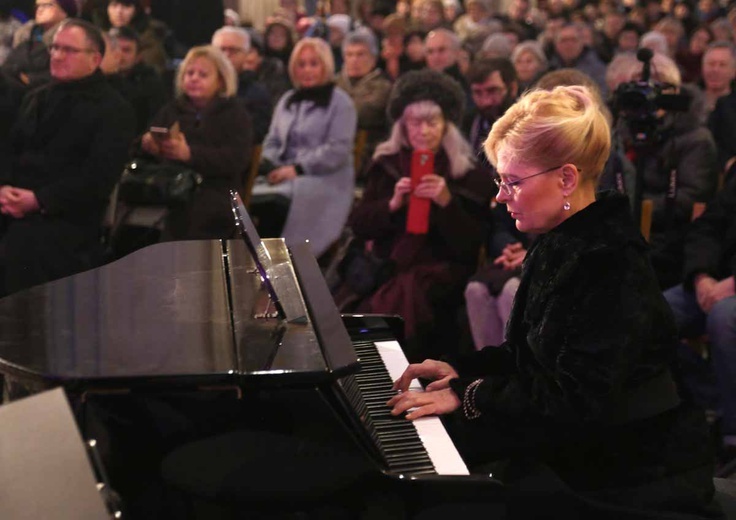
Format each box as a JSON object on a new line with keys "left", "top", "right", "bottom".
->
{"left": 0, "top": 19, "right": 135, "bottom": 297}
{"left": 211, "top": 26, "right": 271, "bottom": 143}
{"left": 1, "top": 0, "right": 77, "bottom": 93}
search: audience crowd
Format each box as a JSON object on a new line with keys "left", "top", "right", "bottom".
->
{"left": 1, "top": 0, "right": 736, "bottom": 476}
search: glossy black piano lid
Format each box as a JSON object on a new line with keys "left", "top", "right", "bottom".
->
{"left": 0, "top": 239, "right": 332, "bottom": 389}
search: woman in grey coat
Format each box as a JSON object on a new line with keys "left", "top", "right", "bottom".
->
{"left": 254, "top": 37, "right": 357, "bottom": 258}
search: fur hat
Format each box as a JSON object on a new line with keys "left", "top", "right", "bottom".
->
{"left": 56, "top": 0, "right": 79, "bottom": 17}
{"left": 387, "top": 69, "right": 466, "bottom": 125}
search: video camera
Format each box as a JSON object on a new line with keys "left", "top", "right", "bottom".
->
{"left": 611, "top": 48, "right": 690, "bottom": 145}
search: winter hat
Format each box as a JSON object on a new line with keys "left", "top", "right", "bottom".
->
{"left": 56, "top": 0, "right": 79, "bottom": 17}
{"left": 387, "top": 69, "right": 466, "bottom": 125}
{"left": 327, "top": 14, "right": 351, "bottom": 36}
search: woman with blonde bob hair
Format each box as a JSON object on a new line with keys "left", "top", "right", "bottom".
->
{"left": 388, "top": 86, "right": 717, "bottom": 516}
{"left": 139, "top": 45, "right": 252, "bottom": 241}
{"left": 253, "top": 37, "right": 356, "bottom": 257}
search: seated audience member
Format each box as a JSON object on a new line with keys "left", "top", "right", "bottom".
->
{"left": 664, "top": 177, "right": 736, "bottom": 466}
{"left": 326, "top": 13, "right": 351, "bottom": 72}
{"left": 336, "top": 28, "right": 392, "bottom": 180}
{"left": 140, "top": 45, "right": 252, "bottom": 241}
{"left": 593, "top": 8, "right": 626, "bottom": 64}
{"left": 424, "top": 28, "right": 467, "bottom": 89}
{"left": 548, "top": 22, "right": 609, "bottom": 97}
{"left": 344, "top": 70, "right": 493, "bottom": 362}
{"left": 415, "top": 0, "right": 449, "bottom": 33}
{"left": 243, "top": 37, "right": 291, "bottom": 107}
{"left": 613, "top": 51, "right": 718, "bottom": 290}
{"left": 0, "top": 19, "right": 134, "bottom": 297}
{"left": 640, "top": 30, "right": 670, "bottom": 56}
{"left": 252, "top": 37, "right": 356, "bottom": 258}
{"left": 388, "top": 84, "right": 718, "bottom": 519}
{"left": 1, "top": 0, "right": 75, "bottom": 94}
{"left": 453, "top": 0, "right": 494, "bottom": 41}
{"left": 699, "top": 41, "right": 736, "bottom": 118}
{"left": 263, "top": 16, "right": 295, "bottom": 68}
{"left": 654, "top": 16, "right": 687, "bottom": 58}
{"left": 0, "top": 2, "right": 21, "bottom": 66}
{"left": 510, "top": 40, "right": 548, "bottom": 92}
{"left": 104, "top": 26, "right": 165, "bottom": 134}
{"left": 709, "top": 85, "right": 736, "bottom": 180}
{"left": 615, "top": 21, "right": 642, "bottom": 55}
{"left": 378, "top": 12, "right": 406, "bottom": 80}
{"left": 478, "top": 33, "right": 513, "bottom": 60}
{"left": 94, "top": 0, "right": 174, "bottom": 75}
{"left": 398, "top": 28, "right": 427, "bottom": 74}
{"left": 676, "top": 24, "right": 714, "bottom": 84}
{"left": 211, "top": 26, "right": 272, "bottom": 144}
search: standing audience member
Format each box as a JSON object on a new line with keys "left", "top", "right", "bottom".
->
{"left": 664, "top": 177, "right": 736, "bottom": 468}
{"left": 253, "top": 37, "right": 356, "bottom": 258}
{"left": 140, "top": 45, "right": 252, "bottom": 241}
{"left": 211, "top": 26, "right": 272, "bottom": 144}
{"left": 388, "top": 85, "right": 717, "bottom": 519}
{"left": 700, "top": 41, "right": 736, "bottom": 117}
{"left": 346, "top": 70, "right": 493, "bottom": 362}
{"left": 106, "top": 26, "right": 165, "bottom": 135}
{"left": 336, "top": 28, "right": 392, "bottom": 181}
{"left": 0, "top": 19, "right": 134, "bottom": 297}
{"left": 2, "top": 0, "right": 75, "bottom": 94}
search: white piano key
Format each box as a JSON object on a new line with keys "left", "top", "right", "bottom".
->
{"left": 374, "top": 341, "right": 469, "bottom": 476}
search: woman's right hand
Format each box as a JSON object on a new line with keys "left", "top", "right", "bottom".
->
{"left": 392, "top": 359, "right": 459, "bottom": 393}
{"left": 141, "top": 132, "right": 161, "bottom": 156}
{"left": 388, "top": 177, "right": 413, "bottom": 212}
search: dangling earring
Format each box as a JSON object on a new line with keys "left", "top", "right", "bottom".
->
{"left": 563, "top": 200, "right": 571, "bottom": 211}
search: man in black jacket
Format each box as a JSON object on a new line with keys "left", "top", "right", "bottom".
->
{"left": 0, "top": 19, "right": 135, "bottom": 296}
{"left": 664, "top": 176, "right": 736, "bottom": 462}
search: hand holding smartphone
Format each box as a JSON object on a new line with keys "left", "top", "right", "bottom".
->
{"left": 149, "top": 126, "right": 170, "bottom": 142}
{"left": 407, "top": 149, "right": 433, "bottom": 234}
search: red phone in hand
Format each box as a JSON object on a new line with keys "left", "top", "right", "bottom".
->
{"left": 407, "top": 149, "right": 434, "bottom": 234}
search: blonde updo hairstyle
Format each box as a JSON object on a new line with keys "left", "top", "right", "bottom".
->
{"left": 484, "top": 85, "right": 611, "bottom": 185}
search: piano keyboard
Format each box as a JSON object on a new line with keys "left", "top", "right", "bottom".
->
{"left": 347, "top": 339, "right": 469, "bottom": 476}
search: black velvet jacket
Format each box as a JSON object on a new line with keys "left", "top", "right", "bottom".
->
{"left": 447, "top": 192, "right": 715, "bottom": 509}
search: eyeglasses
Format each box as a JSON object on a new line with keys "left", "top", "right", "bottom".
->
{"left": 494, "top": 164, "right": 564, "bottom": 196}
{"left": 49, "top": 43, "right": 97, "bottom": 56}
{"left": 217, "top": 46, "right": 245, "bottom": 55}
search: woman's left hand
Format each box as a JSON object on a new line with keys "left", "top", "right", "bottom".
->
{"left": 413, "top": 174, "right": 451, "bottom": 207}
{"left": 267, "top": 165, "right": 298, "bottom": 185}
{"left": 386, "top": 388, "right": 461, "bottom": 420}
{"left": 159, "top": 134, "right": 191, "bottom": 162}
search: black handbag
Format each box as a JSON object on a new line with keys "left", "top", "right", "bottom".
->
{"left": 117, "top": 158, "right": 203, "bottom": 207}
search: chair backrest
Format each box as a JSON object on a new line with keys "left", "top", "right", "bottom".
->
{"left": 640, "top": 198, "right": 654, "bottom": 241}
{"left": 353, "top": 129, "right": 368, "bottom": 175}
{"left": 242, "top": 144, "right": 263, "bottom": 209}
{"left": 0, "top": 389, "right": 110, "bottom": 519}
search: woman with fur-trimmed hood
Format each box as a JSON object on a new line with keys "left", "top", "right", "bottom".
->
{"left": 345, "top": 69, "right": 494, "bottom": 362}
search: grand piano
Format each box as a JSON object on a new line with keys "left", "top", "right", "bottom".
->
{"left": 0, "top": 195, "right": 503, "bottom": 516}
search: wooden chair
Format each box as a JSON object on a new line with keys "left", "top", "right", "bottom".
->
{"left": 241, "top": 144, "right": 263, "bottom": 210}
{"left": 353, "top": 129, "right": 368, "bottom": 175}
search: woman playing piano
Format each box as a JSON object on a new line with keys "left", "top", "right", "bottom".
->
{"left": 388, "top": 85, "right": 720, "bottom": 516}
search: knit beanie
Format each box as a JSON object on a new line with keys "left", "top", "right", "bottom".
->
{"left": 55, "top": 0, "right": 79, "bottom": 17}
{"left": 387, "top": 69, "right": 466, "bottom": 125}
